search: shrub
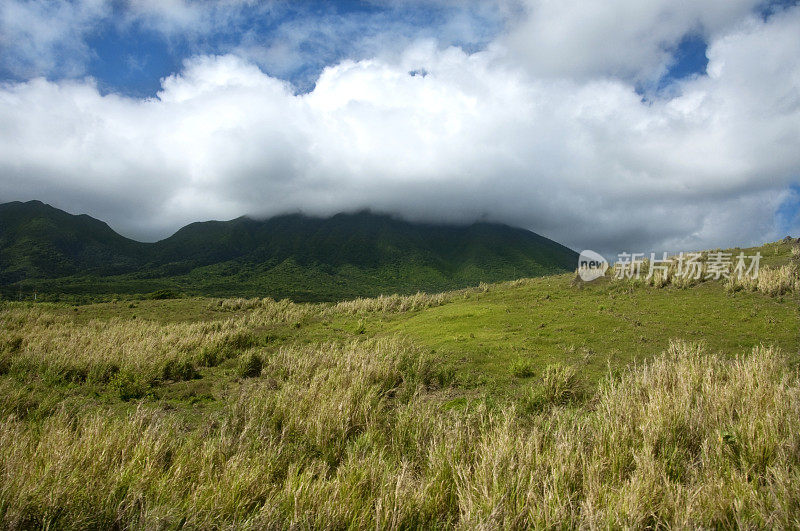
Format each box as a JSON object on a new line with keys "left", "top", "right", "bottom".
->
{"left": 161, "top": 359, "right": 199, "bottom": 382}
{"left": 147, "top": 289, "right": 179, "bottom": 300}
{"left": 509, "top": 358, "right": 535, "bottom": 378}
{"left": 238, "top": 352, "right": 263, "bottom": 378}
{"left": 107, "top": 370, "right": 150, "bottom": 401}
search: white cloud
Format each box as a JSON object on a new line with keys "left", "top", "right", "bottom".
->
{"left": 0, "top": 0, "right": 500, "bottom": 88}
{"left": 0, "top": 0, "right": 272, "bottom": 79}
{"left": 0, "top": 4, "right": 798, "bottom": 254}
{"left": 503, "top": 0, "right": 767, "bottom": 83}
{"left": 119, "top": 0, "right": 268, "bottom": 38}
{"left": 0, "top": 0, "right": 110, "bottom": 77}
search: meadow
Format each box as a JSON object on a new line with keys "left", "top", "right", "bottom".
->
{"left": 0, "top": 240, "right": 798, "bottom": 528}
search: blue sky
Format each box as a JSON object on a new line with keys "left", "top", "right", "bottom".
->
{"left": 0, "top": 0, "right": 798, "bottom": 252}
{"left": 2, "top": 1, "right": 504, "bottom": 95}
{"left": 1, "top": 0, "right": 724, "bottom": 95}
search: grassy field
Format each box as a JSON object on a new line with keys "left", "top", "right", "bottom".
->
{"left": 0, "top": 240, "right": 798, "bottom": 527}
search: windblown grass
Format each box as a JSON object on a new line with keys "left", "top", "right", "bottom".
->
{"left": 326, "top": 282, "right": 505, "bottom": 316}
{"left": 606, "top": 253, "right": 800, "bottom": 297}
{"left": 205, "top": 291, "right": 454, "bottom": 318}
{"left": 0, "top": 303, "right": 305, "bottom": 397}
{"left": 2, "top": 338, "right": 799, "bottom": 528}
{"left": 328, "top": 292, "right": 453, "bottom": 315}
{"left": 724, "top": 264, "right": 800, "bottom": 296}
{"left": 208, "top": 297, "right": 312, "bottom": 320}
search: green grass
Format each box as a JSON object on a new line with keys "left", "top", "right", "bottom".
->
{"left": 6, "top": 245, "right": 798, "bottom": 403}
{"left": 410, "top": 279, "right": 795, "bottom": 390}
{"left": 0, "top": 240, "right": 797, "bottom": 527}
{"left": 298, "top": 273, "right": 797, "bottom": 398}
{"left": 0, "top": 272, "right": 794, "bottom": 443}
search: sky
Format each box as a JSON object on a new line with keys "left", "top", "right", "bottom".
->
{"left": 1, "top": 0, "right": 799, "bottom": 256}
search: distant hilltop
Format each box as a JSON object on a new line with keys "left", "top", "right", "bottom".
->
{"left": 0, "top": 200, "right": 577, "bottom": 301}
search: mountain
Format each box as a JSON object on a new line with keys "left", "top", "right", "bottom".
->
{"left": 0, "top": 200, "right": 146, "bottom": 284}
{"left": 0, "top": 201, "right": 578, "bottom": 301}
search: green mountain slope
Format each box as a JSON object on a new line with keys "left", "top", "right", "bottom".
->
{"left": 0, "top": 201, "right": 146, "bottom": 284}
{"left": 0, "top": 201, "right": 577, "bottom": 300}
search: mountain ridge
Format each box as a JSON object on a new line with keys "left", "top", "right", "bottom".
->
{"left": 0, "top": 200, "right": 578, "bottom": 301}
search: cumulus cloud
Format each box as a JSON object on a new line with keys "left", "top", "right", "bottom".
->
{"left": 503, "top": 0, "right": 769, "bottom": 83}
{"left": 232, "top": 3, "right": 502, "bottom": 92}
{"left": 0, "top": 3, "right": 798, "bottom": 255}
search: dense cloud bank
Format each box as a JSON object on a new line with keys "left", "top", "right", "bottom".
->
{"left": 1, "top": 1, "right": 799, "bottom": 254}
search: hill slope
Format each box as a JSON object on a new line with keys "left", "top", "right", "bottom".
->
{"left": 0, "top": 201, "right": 577, "bottom": 300}
{"left": 0, "top": 201, "right": 145, "bottom": 284}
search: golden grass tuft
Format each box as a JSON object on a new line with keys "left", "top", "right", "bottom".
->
{"left": 725, "top": 264, "right": 799, "bottom": 296}
{"left": 328, "top": 292, "right": 452, "bottom": 315}
{"left": 604, "top": 252, "right": 798, "bottom": 297}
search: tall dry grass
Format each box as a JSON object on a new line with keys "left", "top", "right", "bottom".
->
{"left": 2, "top": 337, "right": 799, "bottom": 528}
{"left": 205, "top": 291, "right": 454, "bottom": 318}
{"left": 208, "top": 297, "right": 313, "bottom": 320}
{"left": 327, "top": 292, "right": 453, "bottom": 315}
{"left": 0, "top": 302, "right": 308, "bottom": 391}
{"left": 605, "top": 252, "right": 799, "bottom": 297}
{"left": 725, "top": 264, "right": 800, "bottom": 296}
{"left": 324, "top": 281, "right": 511, "bottom": 316}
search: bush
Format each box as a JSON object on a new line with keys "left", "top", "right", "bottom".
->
{"left": 509, "top": 357, "right": 535, "bottom": 378}
{"left": 108, "top": 370, "right": 150, "bottom": 401}
{"left": 161, "top": 359, "right": 199, "bottom": 382}
{"left": 238, "top": 352, "right": 263, "bottom": 378}
{"left": 147, "top": 289, "right": 179, "bottom": 300}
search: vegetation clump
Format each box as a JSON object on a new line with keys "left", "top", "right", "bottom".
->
{"left": 603, "top": 242, "right": 800, "bottom": 297}
{"left": 328, "top": 292, "right": 452, "bottom": 315}
{"left": 509, "top": 357, "right": 536, "bottom": 378}
{"left": 520, "top": 363, "right": 579, "bottom": 412}
{"left": 238, "top": 351, "right": 263, "bottom": 378}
